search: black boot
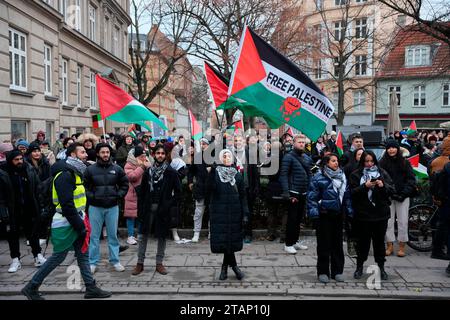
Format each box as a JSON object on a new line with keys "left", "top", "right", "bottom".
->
{"left": 21, "top": 282, "right": 44, "bottom": 300}
{"left": 353, "top": 265, "right": 363, "bottom": 279}
{"left": 219, "top": 264, "right": 228, "bottom": 280}
{"left": 84, "top": 282, "right": 112, "bottom": 299}
{"left": 379, "top": 265, "right": 388, "bottom": 281}
{"left": 231, "top": 265, "right": 245, "bottom": 280}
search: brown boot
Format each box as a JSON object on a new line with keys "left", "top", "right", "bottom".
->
{"left": 156, "top": 263, "right": 168, "bottom": 275}
{"left": 132, "top": 263, "right": 144, "bottom": 276}
{"left": 385, "top": 242, "right": 394, "bottom": 256}
{"left": 397, "top": 242, "right": 406, "bottom": 257}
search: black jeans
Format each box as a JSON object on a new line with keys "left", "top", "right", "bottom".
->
{"left": 8, "top": 213, "right": 41, "bottom": 259}
{"left": 285, "top": 195, "right": 306, "bottom": 246}
{"left": 355, "top": 219, "right": 388, "bottom": 267}
{"left": 316, "top": 213, "right": 344, "bottom": 277}
{"left": 223, "top": 253, "right": 237, "bottom": 267}
{"left": 432, "top": 207, "right": 449, "bottom": 255}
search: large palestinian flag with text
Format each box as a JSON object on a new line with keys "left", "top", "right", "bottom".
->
{"left": 228, "top": 26, "right": 335, "bottom": 141}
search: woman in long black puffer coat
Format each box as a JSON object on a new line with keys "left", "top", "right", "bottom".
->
{"left": 207, "top": 149, "right": 249, "bottom": 281}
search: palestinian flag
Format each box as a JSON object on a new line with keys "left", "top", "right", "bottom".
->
{"left": 408, "top": 154, "right": 428, "bottom": 179}
{"left": 92, "top": 114, "right": 103, "bottom": 128}
{"left": 228, "top": 26, "right": 334, "bottom": 141}
{"left": 96, "top": 75, "right": 167, "bottom": 130}
{"left": 188, "top": 109, "right": 202, "bottom": 141}
{"left": 406, "top": 120, "right": 417, "bottom": 136}
{"left": 336, "top": 131, "right": 344, "bottom": 157}
{"left": 127, "top": 124, "right": 138, "bottom": 139}
{"left": 204, "top": 61, "right": 283, "bottom": 129}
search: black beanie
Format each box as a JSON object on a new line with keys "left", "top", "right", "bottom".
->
{"left": 6, "top": 149, "right": 22, "bottom": 164}
{"left": 134, "top": 145, "right": 144, "bottom": 158}
{"left": 26, "top": 142, "right": 41, "bottom": 155}
{"left": 385, "top": 139, "right": 399, "bottom": 150}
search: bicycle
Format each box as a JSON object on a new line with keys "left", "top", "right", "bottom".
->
{"left": 407, "top": 204, "right": 439, "bottom": 252}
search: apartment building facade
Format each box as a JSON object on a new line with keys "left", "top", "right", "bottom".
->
{"left": 0, "top": 0, "right": 131, "bottom": 143}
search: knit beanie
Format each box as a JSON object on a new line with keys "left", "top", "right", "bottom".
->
{"left": 385, "top": 139, "right": 400, "bottom": 150}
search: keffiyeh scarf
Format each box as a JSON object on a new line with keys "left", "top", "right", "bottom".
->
{"left": 323, "top": 166, "right": 347, "bottom": 204}
{"left": 361, "top": 165, "right": 381, "bottom": 205}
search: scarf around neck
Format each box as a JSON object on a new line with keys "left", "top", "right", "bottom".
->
{"left": 66, "top": 156, "right": 87, "bottom": 176}
{"left": 361, "top": 165, "right": 381, "bottom": 205}
{"left": 217, "top": 165, "right": 237, "bottom": 186}
{"left": 323, "top": 166, "right": 346, "bottom": 204}
{"left": 149, "top": 161, "right": 169, "bottom": 192}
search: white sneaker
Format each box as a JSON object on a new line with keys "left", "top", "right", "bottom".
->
{"left": 191, "top": 232, "right": 200, "bottom": 243}
{"left": 113, "top": 263, "right": 125, "bottom": 272}
{"left": 34, "top": 253, "right": 47, "bottom": 267}
{"left": 39, "top": 239, "right": 47, "bottom": 246}
{"left": 172, "top": 230, "right": 180, "bottom": 242}
{"left": 294, "top": 241, "right": 308, "bottom": 250}
{"left": 8, "top": 258, "right": 21, "bottom": 273}
{"left": 90, "top": 265, "right": 97, "bottom": 274}
{"left": 127, "top": 236, "right": 137, "bottom": 245}
{"left": 284, "top": 245, "right": 297, "bottom": 254}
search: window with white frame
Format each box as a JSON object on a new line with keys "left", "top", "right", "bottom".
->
{"left": 315, "top": 0, "right": 323, "bottom": 10}
{"left": 59, "top": 0, "right": 67, "bottom": 21}
{"left": 313, "top": 60, "right": 322, "bottom": 79}
{"left": 9, "top": 28, "right": 27, "bottom": 91}
{"left": 405, "top": 46, "right": 430, "bottom": 67}
{"left": 355, "top": 55, "right": 367, "bottom": 76}
{"left": 11, "top": 120, "right": 28, "bottom": 142}
{"left": 355, "top": 0, "right": 367, "bottom": 3}
{"left": 443, "top": 84, "right": 449, "bottom": 107}
{"left": 89, "top": 4, "right": 96, "bottom": 42}
{"left": 77, "top": 65, "right": 82, "bottom": 107}
{"left": 353, "top": 90, "right": 365, "bottom": 112}
{"left": 44, "top": 44, "right": 52, "bottom": 95}
{"left": 334, "top": 21, "right": 346, "bottom": 41}
{"left": 90, "top": 71, "right": 97, "bottom": 108}
{"left": 62, "top": 58, "right": 68, "bottom": 105}
{"left": 334, "top": 57, "right": 340, "bottom": 77}
{"left": 75, "top": 0, "right": 81, "bottom": 31}
{"left": 113, "top": 26, "right": 119, "bottom": 57}
{"left": 355, "top": 18, "right": 367, "bottom": 39}
{"left": 335, "top": 0, "right": 348, "bottom": 5}
{"left": 104, "top": 17, "right": 110, "bottom": 50}
{"left": 413, "top": 85, "right": 426, "bottom": 106}
{"left": 388, "top": 86, "right": 401, "bottom": 106}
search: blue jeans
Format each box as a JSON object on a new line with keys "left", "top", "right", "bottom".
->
{"left": 89, "top": 205, "right": 120, "bottom": 266}
{"left": 30, "top": 237, "right": 94, "bottom": 287}
{"left": 126, "top": 218, "right": 140, "bottom": 237}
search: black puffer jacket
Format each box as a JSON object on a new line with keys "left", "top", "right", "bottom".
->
{"left": 379, "top": 154, "right": 416, "bottom": 200}
{"left": 0, "top": 168, "right": 14, "bottom": 224}
{"left": 279, "top": 150, "right": 313, "bottom": 197}
{"left": 84, "top": 161, "right": 129, "bottom": 208}
{"left": 349, "top": 167, "right": 394, "bottom": 222}
{"left": 207, "top": 166, "right": 249, "bottom": 254}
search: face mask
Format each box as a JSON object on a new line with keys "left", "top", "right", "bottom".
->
{"left": 284, "top": 143, "right": 293, "bottom": 152}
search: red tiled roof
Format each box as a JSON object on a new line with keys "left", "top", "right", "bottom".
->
{"left": 376, "top": 24, "right": 450, "bottom": 79}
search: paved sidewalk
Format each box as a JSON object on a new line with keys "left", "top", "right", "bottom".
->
{"left": 0, "top": 236, "right": 449, "bottom": 299}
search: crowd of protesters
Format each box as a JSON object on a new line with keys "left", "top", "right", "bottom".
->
{"left": 0, "top": 125, "right": 449, "bottom": 299}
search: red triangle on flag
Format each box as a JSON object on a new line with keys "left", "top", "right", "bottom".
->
{"left": 229, "top": 26, "right": 266, "bottom": 96}
{"left": 96, "top": 75, "right": 134, "bottom": 119}
{"left": 408, "top": 154, "right": 419, "bottom": 168}
{"left": 409, "top": 120, "right": 417, "bottom": 131}
{"left": 286, "top": 127, "right": 294, "bottom": 137}
{"left": 204, "top": 62, "right": 229, "bottom": 110}
{"left": 188, "top": 109, "right": 202, "bottom": 138}
{"left": 336, "top": 131, "right": 344, "bottom": 157}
